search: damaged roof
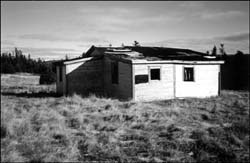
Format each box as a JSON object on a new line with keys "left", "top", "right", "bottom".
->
{"left": 123, "top": 46, "right": 223, "bottom": 61}
{"left": 55, "top": 45, "right": 223, "bottom": 66}
{"left": 87, "top": 45, "right": 223, "bottom": 61}
{"left": 85, "top": 45, "right": 108, "bottom": 57}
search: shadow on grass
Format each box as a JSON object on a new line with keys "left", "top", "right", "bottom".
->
{"left": 1, "top": 91, "right": 62, "bottom": 98}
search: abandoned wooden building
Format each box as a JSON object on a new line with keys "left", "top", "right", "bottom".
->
{"left": 55, "top": 45, "right": 224, "bottom": 101}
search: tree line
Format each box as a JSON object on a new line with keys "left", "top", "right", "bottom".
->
{"left": 1, "top": 48, "right": 56, "bottom": 84}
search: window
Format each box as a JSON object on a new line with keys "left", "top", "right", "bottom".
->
{"left": 59, "top": 66, "right": 63, "bottom": 82}
{"left": 135, "top": 75, "right": 149, "bottom": 84}
{"left": 184, "top": 67, "right": 194, "bottom": 81}
{"left": 111, "top": 61, "right": 118, "bottom": 84}
{"left": 150, "top": 68, "right": 160, "bottom": 80}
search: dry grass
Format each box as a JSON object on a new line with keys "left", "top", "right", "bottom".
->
{"left": 1, "top": 74, "right": 249, "bottom": 162}
{"left": 1, "top": 73, "right": 55, "bottom": 94}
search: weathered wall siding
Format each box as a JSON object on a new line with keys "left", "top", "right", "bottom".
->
{"left": 175, "top": 64, "right": 220, "bottom": 98}
{"left": 134, "top": 64, "right": 174, "bottom": 101}
{"left": 62, "top": 66, "right": 67, "bottom": 94}
{"left": 103, "top": 56, "right": 132, "bottom": 100}
{"left": 66, "top": 59, "right": 103, "bottom": 96}
{"left": 56, "top": 66, "right": 62, "bottom": 94}
{"left": 56, "top": 66, "right": 66, "bottom": 95}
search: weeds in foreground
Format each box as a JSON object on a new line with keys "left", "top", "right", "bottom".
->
{"left": 1, "top": 74, "right": 249, "bottom": 162}
{"left": 1, "top": 90, "right": 249, "bottom": 162}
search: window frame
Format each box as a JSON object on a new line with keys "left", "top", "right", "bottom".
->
{"left": 135, "top": 74, "right": 149, "bottom": 84}
{"left": 148, "top": 66, "right": 161, "bottom": 82}
{"left": 183, "top": 66, "right": 195, "bottom": 82}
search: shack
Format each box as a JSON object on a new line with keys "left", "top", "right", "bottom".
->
{"left": 55, "top": 46, "right": 224, "bottom": 101}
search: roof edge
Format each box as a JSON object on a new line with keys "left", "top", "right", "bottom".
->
{"left": 63, "top": 57, "right": 94, "bottom": 65}
{"left": 132, "top": 59, "right": 225, "bottom": 64}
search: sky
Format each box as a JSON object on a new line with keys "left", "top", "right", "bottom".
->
{"left": 1, "top": 1, "right": 249, "bottom": 60}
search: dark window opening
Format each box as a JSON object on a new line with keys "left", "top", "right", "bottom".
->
{"left": 150, "top": 68, "right": 160, "bottom": 80}
{"left": 184, "top": 67, "right": 194, "bottom": 81}
{"left": 135, "top": 75, "right": 149, "bottom": 84}
{"left": 111, "top": 62, "right": 119, "bottom": 84}
{"left": 59, "top": 66, "right": 63, "bottom": 82}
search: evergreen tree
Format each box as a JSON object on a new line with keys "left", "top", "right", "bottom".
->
{"left": 1, "top": 62, "right": 15, "bottom": 73}
{"left": 0, "top": 47, "right": 54, "bottom": 77}
{"left": 65, "top": 54, "right": 69, "bottom": 60}
{"left": 15, "top": 63, "right": 22, "bottom": 72}
{"left": 219, "top": 43, "right": 227, "bottom": 56}
{"left": 211, "top": 46, "right": 217, "bottom": 56}
{"left": 236, "top": 50, "right": 244, "bottom": 56}
{"left": 133, "top": 40, "right": 140, "bottom": 46}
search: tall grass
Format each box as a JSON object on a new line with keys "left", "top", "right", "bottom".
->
{"left": 1, "top": 74, "right": 249, "bottom": 162}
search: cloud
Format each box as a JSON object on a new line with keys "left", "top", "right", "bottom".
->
{"left": 200, "top": 10, "right": 244, "bottom": 19}
{"left": 19, "top": 34, "right": 72, "bottom": 42}
{"left": 80, "top": 37, "right": 109, "bottom": 44}
{"left": 76, "top": 5, "right": 184, "bottom": 34}
{"left": 179, "top": 1, "right": 205, "bottom": 8}
{"left": 1, "top": 46, "right": 82, "bottom": 60}
{"left": 78, "top": 44, "right": 96, "bottom": 48}
{"left": 78, "top": 6, "right": 140, "bottom": 17}
{"left": 17, "top": 47, "right": 77, "bottom": 52}
{"left": 18, "top": 34, "right": 109, "bottom": 44}
{"left": 1, "top": 40, "right": 15, "bottom": 46}
{"left": 143, "top": 33, "right": 249, "bottom": 54}
{"left": 30, "top": 52, "right": 81, "bottom": 61}
{"left": 215, "top": 32, "right": 249, "bottom": 42}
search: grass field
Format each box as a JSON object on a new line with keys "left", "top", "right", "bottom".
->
{"left": 1, "top": 74, "right": 249, "bottom": 162}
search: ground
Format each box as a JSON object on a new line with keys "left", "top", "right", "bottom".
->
{"left": 1, "top": 74, "right": 249, "bottom": 162}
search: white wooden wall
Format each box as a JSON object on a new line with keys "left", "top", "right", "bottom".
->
{"left": 175, "top": 64, "right": 220, "bottom": 98}
{"left": 103, "top": 56, "right": 132, "bottom": 100}
{"left": 133, "top": 64, "right": 174, "bottom": 101}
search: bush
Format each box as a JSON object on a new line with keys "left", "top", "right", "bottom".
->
{"left": 39, "top": 72, "right": 56, "bottom": 85}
